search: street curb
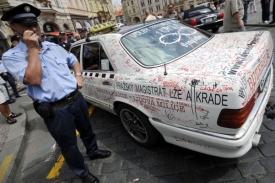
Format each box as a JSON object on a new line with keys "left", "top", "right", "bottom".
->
{"left": 0, "top": 98, "right": 29, "bottom": 183}
{"left": 245, "top": 23, "right": 275, "bottom": 27}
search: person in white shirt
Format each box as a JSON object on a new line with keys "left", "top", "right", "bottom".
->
{"left": 249, "top": 0, "right": 257, "bottom": 13}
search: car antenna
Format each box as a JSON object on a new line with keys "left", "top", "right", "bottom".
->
{"left": 164, "top": 63, "right": 168, "bottom": 75}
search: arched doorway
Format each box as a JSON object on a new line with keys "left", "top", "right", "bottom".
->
{"left": 0, "top": 32, "right": 10, "bottom": 55}
{"left": 133, "top": 17, "right": 141, "bottom": 24}
{"left": 63, "top": 23, "right": 70, "bottom": 31}
{"left": 43, "top": 22, "right": 60, "bottom": 32}
{"left": 75, "top": 21, "right": 83, "bottom": 31}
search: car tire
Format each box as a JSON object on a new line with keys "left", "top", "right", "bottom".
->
{"left": 211, "top": 27, "right": 219, "bottom": 33}
{"left": 118, "top": 104, "right": 161, "bottom": 147}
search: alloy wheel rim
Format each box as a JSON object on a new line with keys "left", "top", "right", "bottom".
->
{"left": 120, "top": 109, "right": 148, "bottom": 143}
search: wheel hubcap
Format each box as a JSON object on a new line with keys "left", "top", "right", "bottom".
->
{"left": 121, "top": 109, "right": 147, "bottom": 143}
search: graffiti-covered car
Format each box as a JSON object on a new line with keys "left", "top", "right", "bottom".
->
{"left": 69, "top": 19, "right": 273, "bottom": 158}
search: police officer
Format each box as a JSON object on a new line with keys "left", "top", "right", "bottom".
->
{"left": 1, "top": 3, "right": 111, "bottom": 183}
{"left": 59, "top": 31, "right": 74, "bottom": 51}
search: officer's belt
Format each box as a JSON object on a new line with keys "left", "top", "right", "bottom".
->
{"left": 51, "top": 89, "right": 79, "bottom": 110}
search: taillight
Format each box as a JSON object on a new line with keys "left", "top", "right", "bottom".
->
{"left": 219, "top": 12, "right": 224, "bottom": 19}
{"left": 190, "top": 18, "right": 197, "bottom": 26}
{"left": 218, "top": 87, "right": 261, "bottom": 129}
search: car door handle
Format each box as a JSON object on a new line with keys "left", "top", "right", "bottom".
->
{"left": 102, "top": 80, "right": 110, "bottom": 85}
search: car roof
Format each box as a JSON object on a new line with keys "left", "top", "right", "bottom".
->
{"left": 70, "top": 19, "right": 179, "bottom": 48}
{"left": 116, "top": 19, "right": 172, "bottom": 35}
{"left": 184, "top": 6, "right": 210, "bottom": 14}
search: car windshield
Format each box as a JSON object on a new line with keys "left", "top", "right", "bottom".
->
{"left": 188, "top": 8, "right": 212, "bottom": 17}
{"left": 121, "top": 20, "right": 209, "bottom": 66}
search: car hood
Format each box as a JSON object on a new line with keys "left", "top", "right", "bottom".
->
{"left": 166, "top": 31, "right": 273, "bottom": 78}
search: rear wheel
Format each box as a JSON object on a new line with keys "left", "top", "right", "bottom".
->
{"left": 211, "top": 27, "right": 219, "bottom": 33}
{"left": 118, "top": 104, "right": 161, "bottom": 147}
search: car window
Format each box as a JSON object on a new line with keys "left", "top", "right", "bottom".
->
{"left": 70, "top": 46, "right": 81, "bottom": 62}
{"left": 82, "top": 43, "right": 113, "bottom": 71}
{"left": 188, "top": 8, "right": 212, "bottom": 17}
{"left": 121, "top": 20, "right": 209, "bottom": 66}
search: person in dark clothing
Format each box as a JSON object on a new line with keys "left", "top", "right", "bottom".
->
{"left": 270, "top": 0, "right": 275, "bottom": 23}
{"left": 0, "top": 54, "right": 21, "bottom": 100}
{"left": 58, "top": 31, "right": 74, "bottom": 51}
{"left": 260, "top": 0, "right": 271, "bottom": 24}
{"left": 242, "top": 0, "right": 250, "bottom": 24}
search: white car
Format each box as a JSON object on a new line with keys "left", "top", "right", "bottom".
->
{"left": 70, "top": 19, "right": 273, "bottom": 158}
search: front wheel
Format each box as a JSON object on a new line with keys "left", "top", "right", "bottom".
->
{"left": 118, "top": 104, "right": 161, "bottom": 147}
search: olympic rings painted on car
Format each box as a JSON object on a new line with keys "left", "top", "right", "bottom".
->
{"left": 159, "top": 27, "right": 197, "bottom": 45}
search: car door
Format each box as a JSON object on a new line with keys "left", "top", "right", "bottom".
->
{"left": 80, "top": 42, "right": 115, "bottom": 113}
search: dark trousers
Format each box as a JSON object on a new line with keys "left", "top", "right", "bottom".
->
{"left": 243, "top": 2, "right": 249, "bottom": 23}
{"left": 273, "top": 0, "right": 275, "bottom": 21}
{"left": 261, "top": 0, "right": 270, "bottom": 21}
{"left": 43, "top": 93, "right": 98, "bottom": 177}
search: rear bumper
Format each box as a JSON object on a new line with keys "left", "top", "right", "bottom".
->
{"left": 149, "top": 66, "right": 273, "bottom": 158}
{"left": 195, "top": 19, "right": 223, "bottom": 30}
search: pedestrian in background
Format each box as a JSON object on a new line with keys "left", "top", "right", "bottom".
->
{"left": 0, "top": 54, "right": 21, "bottom": 99}
{"left": 59, "top": 31, "right": 73, "bottom": 51}
{"left": 163, "top": 3, "right": 182, "bottom": 20}
{"left": 249, "top": 0, "right": 257, "bottom": 13}
{"left": 1, "top": 3, "right": 111, "bottom": 183}
{"left": 0, "top": 75, "right": 22, "bottom": 124}
{"left": 0, "top": 55, "right": 15, "bottom": 104}
{"left": 270, "top": 0, "right": 275, "bottom": 23}
{"left": 243, "top": 0, "right": 250, "bottom": 24}
{"left": 74, "top": 34, "right": 81, "bottom": 41}
{"left": 223, "top": 0, "right": 245, "bottom": 32}
{"left": 260, "top": 0, "right": 270, "bottom": 24}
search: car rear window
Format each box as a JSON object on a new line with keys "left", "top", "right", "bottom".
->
{"left": 121, "top": 20, "right": 209, "bottom": 66}
{"left": 188, "top": 8, "right": 212, "bottom": 17}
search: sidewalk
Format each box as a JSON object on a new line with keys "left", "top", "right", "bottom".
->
{"left": 0, "top": 89, "right": 34, "bottom": 183}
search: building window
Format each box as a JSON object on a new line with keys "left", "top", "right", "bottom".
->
{"left": 141, "top": 1, "right": 145, "bottom": 7}
{"left": 54, "top": 0, "right": 60, "bottom": 7}
{"left": 88, "top": 0, "right": 94, "bottom": 11}
{"left": 156, "top": 5, "right": 160, "bottom": 10}
{"left": 131, "top": 1, "right": 133, "bottom": 5}
{"left": 155, "top": 0, "right": 159, "bottom": 2}
{"left": 148, "top": 0, "right": 152, "bottom": 5}
{"left": 129, "top": 10, "right": 131, "bottom": 14}
{"left": 133, "top": 8, "right": 135, "bottom": 13}
{"left": 127, "top": 2, "right": 129, "bottom": 6}
{"left": 142, "top": 9, "right": 146, "bottom": 14}
{"left": 149, "top": 7, "right": 153, "bottom": 12}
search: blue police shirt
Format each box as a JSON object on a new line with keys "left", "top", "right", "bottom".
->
{"left": 2, "top": 41, "right": 78, "bottom": 103}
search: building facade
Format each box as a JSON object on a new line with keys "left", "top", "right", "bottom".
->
{"left": 121, "top": 0, "right": 141, "bottom": 25}
{"left": 115, "top": 9, "right": 125, "bottom": 24}
{"left": 123, "top": 0, "right": 208, "bottom": 25}
{"left": 0, "top": 0, "right": 116, "bottom": 55}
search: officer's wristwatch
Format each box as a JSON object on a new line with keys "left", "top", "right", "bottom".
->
{"left": 74, "top": 72, "right": 82, "bottom": 76}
